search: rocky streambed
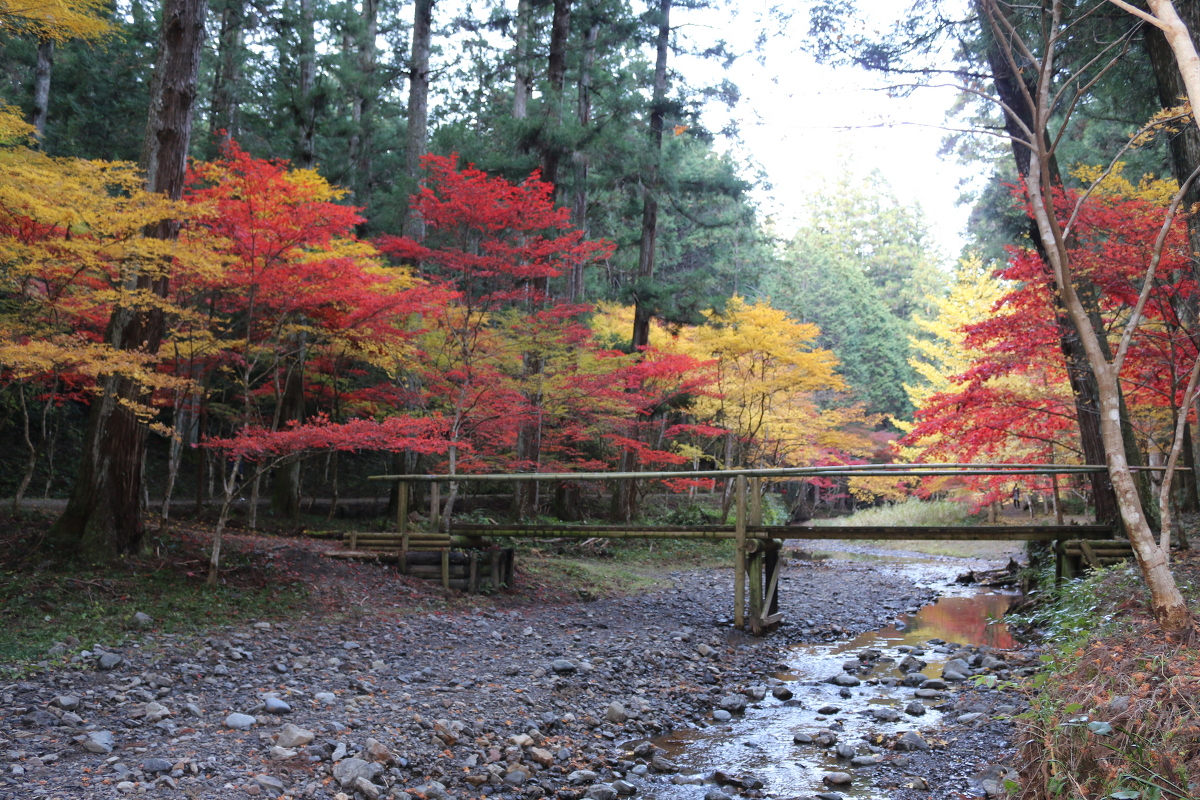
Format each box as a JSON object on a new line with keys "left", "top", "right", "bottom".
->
{"left": 1, "top": 545, "right": 1033, "bottom": 800}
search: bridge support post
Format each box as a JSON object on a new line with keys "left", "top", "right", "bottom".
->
{"left": 734, "top": 475, "right": 747, "bottom": 630}
{"left": 1054, "top": 539, "right": 1064, "bottom": 587}
{"left": 398, "top": 481, "right": 410, "bottom": 575}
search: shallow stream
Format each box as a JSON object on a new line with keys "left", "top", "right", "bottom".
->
{"left": 645, "top": 551, "right": 1019, "bottom": 800}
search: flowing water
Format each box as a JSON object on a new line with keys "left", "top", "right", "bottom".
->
{"left": 643, "top": 552, "right": 1018, "bottom": 800}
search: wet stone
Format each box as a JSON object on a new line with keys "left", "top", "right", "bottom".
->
{"left": 904, "top": 702, "right": 927, "bottom": 716}
{"left": 871, "top": 707, "right": 901, "bottom": 722}
{"left": 718, "top": 695, "right": 747, "bottom": 713}
{"left": 817, "top": 705, "right": 840, "bottom": 715}
{"left": 585, "top": 784, "right": 618, "bottom": 800}
{"left": 822, "top": 772, "right": 852, "bottom": 786}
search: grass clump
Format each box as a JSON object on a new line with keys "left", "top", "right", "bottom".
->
{"left": 816, "top": 498, "right": 969, "bottom": 528}
{"left": 1011, "top": 555, "right": 1200, "bottom": 800}
{"left": 810, "top": 498, "right": 1023, "bottom": 559}
{"left": 0, "top": 565, "right": 307, "bottom": 664}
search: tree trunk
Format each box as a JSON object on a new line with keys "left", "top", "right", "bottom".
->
{"left": 295, "top": 0, "right": 317, "bottom": 169}
{"left": 512, "top": 0, "right": 532, "bottom": 120}
{"left": 208, "top": 0, "right": 244, "bottom": 147}
{"left": 977, "top": 0, "right": 1125, "bottom": 526}
{"left": 13, "top": 383, "right": 40, "bottom": 513}
{"left": 630, "top": 0, "right": 670, "bottom": 352}
{"left": 569, "top": 19, "right": 600, "bottom": 302}
{"left": 31, "top": 39, "right": 52, "bottom": 140}
{"left": 539, "top": 0, "right": 572, "bottom": 187}
{"left": 1004, "top": 0, "right": 1192, "bottom": 631}
{"left": 402, "top": 0, "right": 433, "bottom": 240}
{"left": 271, "top": 364, "right": 305, "bottom": 520}
{"left": 348, "top": 0, "right": 378, "bottom": 211}
{"left": 1145, "top": 6, "right": 1200, "bottom": 514}
{"left": 47, "top": 0, "right": 205, "bottom": 561}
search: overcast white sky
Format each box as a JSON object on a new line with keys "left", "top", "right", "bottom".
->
{"left": 676, "top": 0, "right": 978, "bottom": 265}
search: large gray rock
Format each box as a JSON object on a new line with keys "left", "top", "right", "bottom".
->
{"left": 224, "top": 713, "right": 256, "bottom": 730}
{"left": 142, "top": 702, "right": 171, "bottom": 723}
{"left": 568, "top": 770, "right": 599, "bottom": 784}
{"left": 605, "top": 702, "right": 628, "bottom": 723}
{"left": 332, "top": 757, "right": 383, "bottom": 788}
{"left": 141, "top": 758, "right": 173, "bottom": 774}
{"left": 354, "top": 776, "right": 383, "bottom": 799}
{"left": 53, "top": 695, "right": 81, "bottom": 711}
{"left": 829, "top": 673, "right": 860, "bottom": 687}
{"left": 898, "top": 655, "right": 926, "bottom": 673}
{"left": 262, "top": 697, "right": 291, "bottom": 715}
{"left": 942, "top": 658, "right": 971, "bottom": 680}
{"left": 552, "top": 659, "right": 577, "bottom": 674}
{"left": 79, "top": 730, "right": 114, "bottom": 754}
{"left": 894, "top": 731, "right": 930, "bottom": 752}
{"left": 254, "top": 775, "right": 285, "bottom": 794}
{"left": 276, "top": 723, "right": 315, "bottom": 748}
{"left": 822, "top": 772, "right": 852, "bottom": 785}
{"left": 97, "top": 653, "right": 123, "bottom": 670}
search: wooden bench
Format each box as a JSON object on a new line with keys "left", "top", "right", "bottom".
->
{"left": 1057, "top": 538, "right": 1136, "bottom": 580}
{"left": 329, "top": 531, "right": 513, "bottom": 593}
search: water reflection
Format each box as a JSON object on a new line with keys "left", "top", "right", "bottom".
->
{"left": 644, "top": 590, "right": 1016, "bottom": 800}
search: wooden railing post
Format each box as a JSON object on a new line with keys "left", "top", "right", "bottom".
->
{"left": 735, "top": 475, "right": 747, "bottom": 630}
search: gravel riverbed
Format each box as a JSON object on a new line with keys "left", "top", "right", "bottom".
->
{"left": 1, "top": 543, "right": 1033, "bottom": 800}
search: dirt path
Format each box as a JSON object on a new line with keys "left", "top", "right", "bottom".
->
{"left": 0, "top": 537, "right": 1029, "bottom": 800}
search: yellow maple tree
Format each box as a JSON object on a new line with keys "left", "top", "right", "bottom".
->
{"left": 593, "top": 297, "right": 876, "bottom": 469}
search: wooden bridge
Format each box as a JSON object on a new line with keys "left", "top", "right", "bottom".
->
{"left": 364, "top": 464, "right": 1130, "bottom": 634}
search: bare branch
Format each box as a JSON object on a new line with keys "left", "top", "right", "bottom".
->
{"left": 1106, "top": 0, "right": 1168, "bottom": 30}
